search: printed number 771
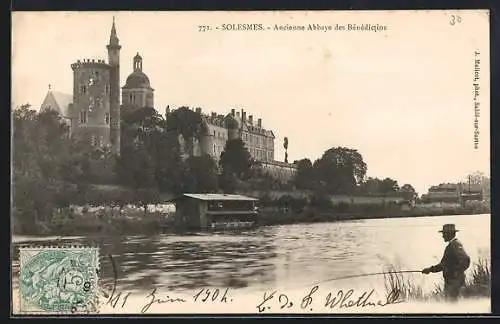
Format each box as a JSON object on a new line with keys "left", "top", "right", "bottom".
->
{"left": 198, "top": 25, "right": 210, "bottom": 32}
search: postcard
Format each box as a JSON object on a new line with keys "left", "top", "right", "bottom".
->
{"left": 11, "top": 10, "right": 490, "bottom": 315}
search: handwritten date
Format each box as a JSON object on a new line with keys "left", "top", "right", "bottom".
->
{"left": 193, "top": 288, "right": 232, "bottom": 303}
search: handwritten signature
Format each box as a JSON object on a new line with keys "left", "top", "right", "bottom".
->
{"left": 256, "top": 285, "right": 404, "bottom": 312}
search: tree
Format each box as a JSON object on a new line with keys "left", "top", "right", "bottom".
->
{"left": 359, "top": 177, "right": 382, "bottom": 195}
{"left": 400, "top": 183, "right": 418, "bottom": 201}
{"left": 184, "top": 155, "right": 219, "bottom": 192}
{"left": 165, "top": 106, "right": 206, "bottom": 142}
{"left": 219, "top": 139, "right": 254, "bottom": 180}
{"left": 313, "top": 147, "right": 367, "bottom": 194}
{"left": 466, "top": 171, "right": 485, "bottom": 185}
{"left": 380, "top": 178, "right": 400, "bottom": 195}
{"left": 12, "top": 105, "right": 77, "bottom": 231}
{"left": 294, "top": 158, "right": 314, "bottom": 190}
{"left": 283, "top": 137, "right": 289, "bottom": 163}
{"left": 155, "top": 133, "right": 187, "bottom": 194}
{"left": 358, "top": 177, "right": 402, "bottom": 196}
{"left": 119, "top": 106, "right": 187, "bottom": 195}
{"left": 116, "top": 144, "right": 159, "bottom": 214}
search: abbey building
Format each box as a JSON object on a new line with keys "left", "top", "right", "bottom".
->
{"left": 40, "top": 18, "right": 296, "bottom": 182}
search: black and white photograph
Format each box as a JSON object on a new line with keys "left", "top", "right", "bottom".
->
{"left": 11, "top": 10, "right": 490, "bottom": 314}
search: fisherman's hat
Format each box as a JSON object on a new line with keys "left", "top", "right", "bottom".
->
{"left": 439, "top": 223, "right": 459, "bottom": 233}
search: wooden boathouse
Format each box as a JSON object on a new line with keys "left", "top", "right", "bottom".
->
{"left": 173, "top": 193, "right": 259, "bottom": 230}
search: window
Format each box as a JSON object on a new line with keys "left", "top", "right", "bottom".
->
{"left": 213, "top": 144, "right": 216, "bottom": 153}
{"left": 82, "top": 85, "right": 87, "bottom": 93}
{"left": 80, "top": 111, "right": 87, "bottom": 123}
{"left": 105, "top": 112, "right": 110, "bottom": 124}
{"left": 213, "top": 130, "right": 216, "bottom": 136}
{"left": 129, "top": 93, "right": 132, "bottom": 102}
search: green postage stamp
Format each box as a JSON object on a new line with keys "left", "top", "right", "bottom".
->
{"left": 19, "top": 246, "right": 100, "bottom": 314}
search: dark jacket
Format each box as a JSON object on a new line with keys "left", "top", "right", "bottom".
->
{"left": 430, "top": 238, "right": 471, "bottom": 282}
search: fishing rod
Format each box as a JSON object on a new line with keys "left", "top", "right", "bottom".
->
{"left": 98, "top": 252, "right": 422, "bottom": 295}
{"left": 307, "top": 270, "right": 423, "bottom": 288}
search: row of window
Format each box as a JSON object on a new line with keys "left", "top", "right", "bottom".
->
{"left": 249, "top": 148, "right": 273, "bottom": 161}
{"left": 128, "top": 93, "right": 138, "bottom": 104}
{"left": 213, "top": 130, "right": 227, "bottom": 139}
{"left": 79, "top": 111, "right": 110, "bottom": 124}
{"left": 243, "top": 132, "right": 272, "bottom": 146}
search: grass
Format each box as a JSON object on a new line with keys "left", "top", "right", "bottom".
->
{"left": 14, "top": 206, "right": 173, "bottom": 236}
{"left": 383, "top": 256, "right": 491, "bottom": 302}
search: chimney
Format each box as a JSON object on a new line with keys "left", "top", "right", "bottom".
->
{"left": 195, "top": 107, "right": 202, "bottom": 114}
{"left": 165, "top": 105, "right": 170, "bottom": 116}
{"left": 249, "top": 115, "right": 253, "bottom": 125}
{"left": 211, "top": 112, "right": 217, "bottom": 118}
{"left": 231, "top": 108, "right": 235, "bottom": 116}
{"left": 258, "top": 118, "right": 262, "bottom": 128}
{"left": 236, "top": 111, "right": 240, "bottom": 118}
{"left": 242, "top": 110, "right": 246, "bottom": 122}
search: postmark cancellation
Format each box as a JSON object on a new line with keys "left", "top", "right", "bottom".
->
{"left": 18, "top": 246, "right": 100, "bottom": 314}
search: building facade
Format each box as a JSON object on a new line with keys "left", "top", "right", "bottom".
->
{"left": 167, "top": 107, "right": 297, "bottom": 182}
{"left": 421, "top": 180, "right": 489, "bottom": 204}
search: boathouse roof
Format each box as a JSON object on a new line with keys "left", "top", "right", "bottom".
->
{"left": 179, "top": 193, "right": 259, "bottom": 201}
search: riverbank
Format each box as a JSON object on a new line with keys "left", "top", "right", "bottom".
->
{"left": 256, "top": 204, "right": 490, "bottom": 226}
{"left": 12, "top": 203, "right": 489, "bottom": 236}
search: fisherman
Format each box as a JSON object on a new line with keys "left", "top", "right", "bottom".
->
{"left": 422, "top": 224, "right": 471, "bottom": 302}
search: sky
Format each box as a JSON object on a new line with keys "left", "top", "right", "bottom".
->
{"left": 11, "top": 10, "right": 491, "bottom": 194}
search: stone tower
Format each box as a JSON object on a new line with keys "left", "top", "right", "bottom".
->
{"left": 70, "top": 59, "right": 112, "bottom": 147}
{"left": 107, "top": 17, "right": 121, "bottom": 155}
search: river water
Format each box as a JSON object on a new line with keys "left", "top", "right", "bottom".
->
{"left": 12, "top": 214, "right": 490, "bottom": 314}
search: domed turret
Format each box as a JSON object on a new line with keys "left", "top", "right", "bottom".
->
{"left": 123, "top": 52, "right": 152, "bottom": 89}
{"left": 122, "top": 52, "right": 154, "bottom": 108}
{"left": 124, "top": 71, "right": 151, "bottom": 89}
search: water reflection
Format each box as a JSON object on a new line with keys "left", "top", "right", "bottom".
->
{"left": 12, "top": 214, "right": 490, "bottom": 295}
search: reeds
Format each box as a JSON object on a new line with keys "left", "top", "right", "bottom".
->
{"left": 383, "top": 256, "right": 490, "bottom": 302}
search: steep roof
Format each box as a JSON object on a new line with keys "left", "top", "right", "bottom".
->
{"left": 179, "top": 193, "right": 258, "bottom": 201}
{"left": 41, "top": 91, "right": 73, "bottom": 117}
